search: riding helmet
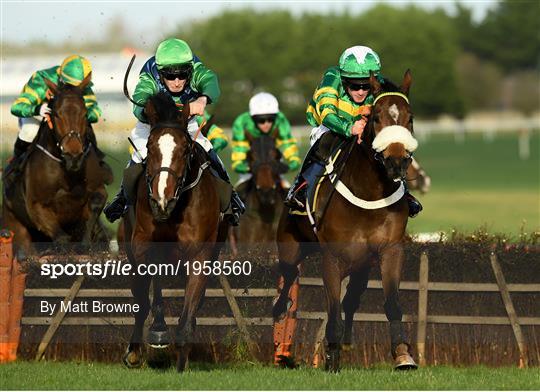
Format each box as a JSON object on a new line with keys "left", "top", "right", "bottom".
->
{"left": 339, "top": 46, "right": 381, "bottom": 79}
{"left": 249, "top": 92, "right": 279, "bottom": 116}
{"left": 155, "top": 38, "right": 194, "bottom": 70}
{"left": 59, "top": 55, "right": 92, "bottom": 86}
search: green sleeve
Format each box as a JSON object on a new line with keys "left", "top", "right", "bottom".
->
{"left": 10, "top": 70, "right": 49, "bottom": 118}
{"left": 314, "top": 67, "right": 353, "bottom": 137}
{"left": 231, "top": 113, "right": 251, "bottom": 173}
{"left": 275, "top": 113, "right": 300, "bottom": 169}
{"left": 191, "top": 63, "right": 220, "bottom": 104}
{"left": 132, "top": 72, "right": 158, "bottom": 122}
{"left": 82, "top": 85, "right": 102, "bottom": 123}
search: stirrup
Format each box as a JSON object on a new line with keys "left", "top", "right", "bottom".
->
{"left": 285, "top": 181, "right": 307, "bottom": 209}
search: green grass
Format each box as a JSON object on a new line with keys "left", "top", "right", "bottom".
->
{"left": 1, "top": 361, "right": 539, "bottom": 390}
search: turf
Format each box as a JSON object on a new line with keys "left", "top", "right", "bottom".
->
{"left": 1, "top": 361, "right": 539, "bottom": 390}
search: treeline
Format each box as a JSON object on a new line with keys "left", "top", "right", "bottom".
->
{"left": 176, "top": 1, "right": 539, "bottom": 123}
{"left": 6, "top": 1, "right": 538, "bottom": 123}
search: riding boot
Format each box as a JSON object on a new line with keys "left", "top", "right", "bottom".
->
{"left": 103, "top": 160, "right": 144, "bottom": 223}
{"left": 3, "top": 138, "right": 31, "bottom": 188}
{"left": 403, "top": 181, "right": 423, "bottom": 218}
{"left": 208, "top": 149, "right": 245, "bottom": 226}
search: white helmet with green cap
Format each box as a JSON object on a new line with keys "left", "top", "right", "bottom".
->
{"left": 339, "top": 46, "right": 381, "bottom": 79}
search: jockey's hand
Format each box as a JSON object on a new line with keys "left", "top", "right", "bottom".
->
{"left": 189, "top": 96, "right": 207, "bottom": 116}
{"left": 351, "top": 118, "right": 368, "bottom": 144}
{"left": 38, "top": 103, "right": 51, "bottom": 117}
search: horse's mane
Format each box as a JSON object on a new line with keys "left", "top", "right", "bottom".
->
{"left": 147, "top": 91, "right": 182, "bottom": 124}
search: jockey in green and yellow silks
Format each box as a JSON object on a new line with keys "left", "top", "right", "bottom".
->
{"left": 231, "top": 92, "right": 300, "bottom": 192}
{"left": 285, "top": 45, "right": 422, "bottom": 217}
{"left": 10, "top": 55, "right": 101, "bottom": 158}
{"left": 104, "top": 37, "right": 244, "bottom": 225}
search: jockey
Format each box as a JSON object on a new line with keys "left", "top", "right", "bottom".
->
{"left": 8, "top": 54, "right": 103, "bottom": 162}
{"left": 104, "top": 38, "right": 245, "bottom": 225}
{"left": 232, "top": 92, "right": 301, "bottom": 195}
{"left": 284, "top": 45, "right": 422, "bottom": 217}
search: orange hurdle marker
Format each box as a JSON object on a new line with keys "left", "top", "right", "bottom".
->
{"left": 273, "top": 274, "right": 300, "bottom": 365}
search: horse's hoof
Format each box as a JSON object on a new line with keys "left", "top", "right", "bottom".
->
{"left": 272, "top": 296, "right": 292, "bottom": 321}
{"left": 146, "top": 346, "right": 172, "bottom": 369}
{"left": 394, "top": 354, "right": 418, "bottom": 370}
{"left": 324, "top": 351, "right": 341, "bottom": 373}
{"left": 394, "top": 343, "right": 418, "bottom": 370}
{"left": 147, "top": 329, "right": 171, "bottom": 348}
{"left": 276, "top": 354, "right": 297, "bottom": 369}
{"left": 123, "top": 349, "right": 144, "bottom": 369}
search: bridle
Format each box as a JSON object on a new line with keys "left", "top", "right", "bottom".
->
{"left": 145, "top": 122, "right": 194, "bottom": 204}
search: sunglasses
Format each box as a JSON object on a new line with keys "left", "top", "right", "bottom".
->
{"left": 253, "top": 115, "right": 276, "bottom": 124}
{"left": 160, "top": 70, "right": 191, "bottom": 81}
{"left": 346, "top": 82, "right": 371, "bottom": 91}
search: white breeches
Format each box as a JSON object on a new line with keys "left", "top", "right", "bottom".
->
{"left": 17, "top": 117, "right": 42, "bottom": 142}
{"left": 309, "top": 124, "right": 331, "bottom": 147}
{"left": 130, "top": 118, "right": 213, "bottom": 163}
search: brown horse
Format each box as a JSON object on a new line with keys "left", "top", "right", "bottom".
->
{"left": 2, "top": 75, "right": 111, "bottom": 258}
{"left": 406, "top": 157, "right": 431, "bottom": 194}
{"left": 234, "top": 130, "right": 287, "bottom": 245}
{"left": 121, "top": 91, "right": 228, "bottom": 371}
{"left": 273, "top": 70, "right": 419, "bottom": 371}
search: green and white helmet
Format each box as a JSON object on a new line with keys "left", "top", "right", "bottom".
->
{"left": 155, "top": 38, "right": 193, "bottom": 70}
{"left": 339, "top": 46, "right": 381, "bottom": 79}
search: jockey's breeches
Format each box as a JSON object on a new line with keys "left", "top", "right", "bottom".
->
{"left": 17, "top": 117, "right": 42, "bottom": 143}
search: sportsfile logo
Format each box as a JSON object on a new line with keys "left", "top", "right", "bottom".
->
{"left": 40, "top": 259, "right": 252, "bottom": 279}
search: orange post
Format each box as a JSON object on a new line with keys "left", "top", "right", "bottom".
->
{"left": 0, "top": 230, "right": 14, "bottom": 363}
{"left": 7, "top": 256, "right": 26, "bottom": 361}
{"left": 273, "top": 274, "right": 300, "bottom": 365}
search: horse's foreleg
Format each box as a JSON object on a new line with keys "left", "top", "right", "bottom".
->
{"left": 341, "top": 266, "right": 371, "bottom": 349}
{"left": 27, "top": 203, "right": 70, "bottom": 244}
{"left": 380, "top": 244, "right": 417, "bottom": 370}
{"left": 82, "top": 191, "right": 107, "bottom": 246}
{"left": 322, "top": 254, "right": 344, "bottom": 372}
{"left": 2, "top": 204, "right": 34, "bottom": 260}
{"left": 123, "top": 270, "right": 152, "bottom": 368}
{"left": 148, "top": 277, "right": 170, "bottom": 348}
{"left": 175, "top": 272, "right": 208, "bottom": 372}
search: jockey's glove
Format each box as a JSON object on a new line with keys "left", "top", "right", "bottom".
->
{"left": 37, "top": 103, "right": 51, "bottom": 117}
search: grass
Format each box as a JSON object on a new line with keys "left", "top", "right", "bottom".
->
{"left": 1, "top": 361, "right": 539, "bottom": 390}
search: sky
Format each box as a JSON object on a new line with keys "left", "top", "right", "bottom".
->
{"left": 1, "top": 1, "right": 497, "bottom": 50}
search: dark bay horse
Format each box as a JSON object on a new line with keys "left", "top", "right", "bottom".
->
{"left": 121, "top": 91, "right": 228, "bottom": 371}
{"left": 2, "top": 75, "right": 111, "bottom": 258}
{"left": 273, "top": 70, "right": 419, "bottom": 371}
{"left": 234, "top": 130, "right": 287, "bottom": 245}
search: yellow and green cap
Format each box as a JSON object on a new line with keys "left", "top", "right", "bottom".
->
{"left": 59, "top": 55, "right": 92, "bottom": 86}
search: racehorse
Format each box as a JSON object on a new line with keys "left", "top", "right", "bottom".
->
{"left": 121, "top": 89, "right": 229, "bottom": 371}
{"left": 273, "top": 70, "right": 419, "bottom": 371}
{"left": 233, "top": 130, "right": 287, "bottom": 245}
{"left": 406, "top": 157, "right": 431, "bottom": 194}
{"left": 2, "top": 75, "right": 111, "bottom": 258}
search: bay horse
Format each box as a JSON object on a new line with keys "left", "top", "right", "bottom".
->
{"left": 273, "top": 70, "right": 419, "bottom": 371}
{"left": 121, "top": 91, "right": 228, "bottom": 371}
{"left": 234, "top": 130, "right": 287, "bottom": 245}
{"left": 2, "top": 75, "right": 111, "bottom": 258}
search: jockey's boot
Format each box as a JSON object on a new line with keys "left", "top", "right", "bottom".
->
{"left": 3, "top": 138, "right": 31, "bottom": 188}
{"left": 406, "top": 192, "right": 423, "bottom": 218}
{"left": 208, "top": 149, "right": 245, "bottom": 226}
{"left": 103, "top": 160, "right": 144, "bottom": 223}
{"left": 284, "top": 174, "right": 308, "bottom": 210}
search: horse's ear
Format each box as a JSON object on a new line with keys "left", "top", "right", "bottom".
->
{"left": 370, "top": 71, "right": 382, "bottom": 96}
{"left": 401, "top": 69, "right": 412, "bottom": 96}
{"left": 145, "top": 100, "right": 159, "bottom": 126}
{"left": 180, "top": 101, "right": 191, "bottom": 129}
{"left": 244, "top": 129, "right": 254, "bottom": 144}
{"left": 44, "top": 78, "right": 58, "bottom": 96}
{"left": 78, "top": 72, "right": 92, "bottom": 91}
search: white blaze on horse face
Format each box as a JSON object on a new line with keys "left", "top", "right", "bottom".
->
{"left": 157, "top": 134, "right": 176, "bottom": 210}
{"left": 388, "top": 104, "right": 400, "bottom": 123}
